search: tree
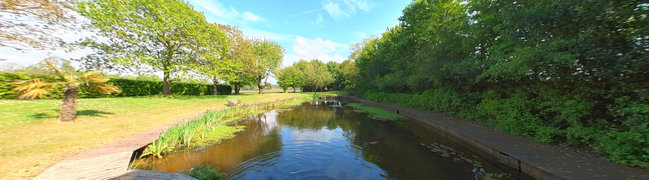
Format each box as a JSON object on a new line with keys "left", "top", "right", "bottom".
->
{"left": 340, "top": 60, "right": 358, "bottom": 89}
{"left": 250, "top": 40, "right": 283, "bottom": 94}
{"left": 303, "top": 60, "right": 333, "bottom": 93}
{"left": 275, "top": 66, "right": 305, "bottom": 93}
{"left": 77, "top": 0, "right": 224, "bottom": 95}
{"left": 325, "top": 61, "right": 345, "bottom": 90}
{"left": 213, "top": 25, "right": 256, "bottom": 95}
{"left": 13, "top": 60, "right": 120, "bottom": 121}
{"left": 193, "top": 24, "right": 234, "bottom": 95}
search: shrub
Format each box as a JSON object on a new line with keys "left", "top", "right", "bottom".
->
{"left": 0, "top": 72, "right": 232, "bottom": 99}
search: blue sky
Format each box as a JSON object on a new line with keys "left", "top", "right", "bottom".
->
{"left": 0, "top": 0, "right": 411, "bottom": 81}
{"left": 186, "top": 0, "right": 411, "bottom": 66}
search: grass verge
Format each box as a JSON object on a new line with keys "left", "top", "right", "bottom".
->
{"left": 347, "top": 102, "right": 404, "bottom": 121}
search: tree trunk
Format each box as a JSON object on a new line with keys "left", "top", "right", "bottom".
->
{"left": 212, "top": 78, "right": 218, "bottom": 95}
{"left": 292, "top": 87, "right": 296, "bottom": 93}
{"left": 283, "top": 88, "right": 287, "bottom": 93}
{"left": 60, "top": 85, "right": 78, "bottom": 122}
{"left": 162, "top": 69, "right": 172, "bottom": 95}
{"left": 234, "top": 84, "right": 241, "bottom": 94}
{"left": 258, "top": 83, "right": 263, "bottom": 94}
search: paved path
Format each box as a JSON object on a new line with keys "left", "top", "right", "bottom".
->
{"left": 341, "top": 95, "right": 649, "bottom": 180}
{"left": 34, "top": 112, "right": 208, "bottom": 180}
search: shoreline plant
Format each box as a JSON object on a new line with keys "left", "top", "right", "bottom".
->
{"left": 141, "top": 97, "right": 308, "bottom": 158}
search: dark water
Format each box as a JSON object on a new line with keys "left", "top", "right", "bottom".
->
{"left": 136, "top": 101, "right": 528, "bottom": 179}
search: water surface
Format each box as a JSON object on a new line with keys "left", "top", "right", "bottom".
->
{"left": 137, "top": 101, "right": 527, "bottom": 179}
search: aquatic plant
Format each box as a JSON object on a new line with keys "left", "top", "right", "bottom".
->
{"left": 187, "top": 164, "right": 223, "bottom": 180}
{"left": 140, "top": 135, "right": 169, "bottom": 159}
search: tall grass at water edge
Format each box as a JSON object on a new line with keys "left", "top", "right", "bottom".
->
{"left": 141, "top": 97, "right": 306, "bottom": 159}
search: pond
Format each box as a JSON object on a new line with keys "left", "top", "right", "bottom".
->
{"left": 135, "top": 101, "right": 530, "bottom": 179}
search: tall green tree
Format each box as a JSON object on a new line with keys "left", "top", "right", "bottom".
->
{"left": 340, "top": 60, "right": 358, "bottom": 89}
{"left": 325, "top": 61, "right": 345, "bottom": 90}
{"left": 193, "top": 24, "right": 238, "bottom": 95}
{"left": 77, "top": 0, "right": 224, "bottom": 95}
{"left": 216, "top": 24, "right": 256, "bottom": 95}
{"left": 250, "top": 40, "right": 284, "bottom": 94}
{"left": 303, "top": 60, "right": 333, "bottom": 93}
{"left": 275, "top": 66, "right": 305, "bottom": 93}
{"left": 13, "top": 60, "right": 120, "bottom": 121}
{"left": 351, "top": 0, "right": 649, "bottom": 167}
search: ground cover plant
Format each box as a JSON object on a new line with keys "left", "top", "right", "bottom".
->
{"left": 347, "top": 102, "right": 404, "bottom": 121}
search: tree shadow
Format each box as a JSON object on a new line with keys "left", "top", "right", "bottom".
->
{"left": 27, "top": 109, "right": 114, "bottom": 120}
{"left": 27, "top": 113, "right": 57, "bottom": 120}
{"left": 77, "top": 110, "right": 114, "bottom": 117}
{"left": 163, "top": 94, "right": 252, "bottom": 100}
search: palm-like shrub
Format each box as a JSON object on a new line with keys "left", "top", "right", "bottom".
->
{"left": 13, "top": 60, "right": 120, "bottom": 121}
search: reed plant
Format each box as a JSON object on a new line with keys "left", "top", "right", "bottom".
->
{"left": 142, "top": 97, "right": 306, "bottom": 158}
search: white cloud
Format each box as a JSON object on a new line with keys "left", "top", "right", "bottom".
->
{"left": 343, "top": 0, "right": 374, "bottom": 11}
{"left": 240, "top": 28, "right": 292, "bottom": 42}
{"left": 323, "top": 0, "right": 375, "bottom": 20}
{"left": 323, "top": 1, "right": 349, "bottom": 19}
{"left": 242, "top": 11, "right": 261, "bottom": 21}
{"left": 290, "top": 36, "right": 347, "bottom": 64}
{"left": 190, "top": 0, "right": 261, "bottom": 23}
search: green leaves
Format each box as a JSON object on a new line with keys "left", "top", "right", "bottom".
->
{"left": 77, "top": 0, "right": 228, "bottom": 94}
{"left": 352, "top": 0, "right": 649, "bottom": 167}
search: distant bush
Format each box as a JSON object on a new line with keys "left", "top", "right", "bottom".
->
{"left": 0, "top": 72, "right": 231, "bottom": 99}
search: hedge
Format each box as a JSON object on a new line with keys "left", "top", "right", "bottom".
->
{"left": 0, "top": 72, "right": 232, "bottom": 99}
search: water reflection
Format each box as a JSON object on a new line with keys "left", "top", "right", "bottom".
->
{"left": 138, "top": 101, "right": 527, "bottom": 180}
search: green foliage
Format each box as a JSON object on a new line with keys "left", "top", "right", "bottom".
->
{"left": 347, "top": 103, "right": 404, "bottom": 121}
{"left": 351, "top": 0, "right": 649, "bottom": 167}
{"left": 141, "top": 97, "right": 303, "bottom": 158}
{"left": 187, "top": 164, "right": 223, "bottom": 180}
{"left": 302, "top": 60, "right": 334, "bottom": 92}
{"left": 77, "top": 0, "right": 227, "bottom": 95}
{"left": 275, "top": 66, "right": 304, "bottom": 92}
{"left": 0, "top": 72, "right": 231, "bottom": 99}
{"left": 250, "top": 40, "right": 284, "bottom": 93}
{"left": 140, "top": 135, "right": 169, "bottom": 159}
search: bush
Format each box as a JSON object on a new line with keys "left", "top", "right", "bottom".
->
{"left": 355, "top": 87, "right": 649, "bottom": 167}
{"left": 0, "top": 72, "right": 232, "bottom": 99}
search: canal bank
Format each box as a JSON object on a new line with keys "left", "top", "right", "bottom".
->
{"left": 339, "top": 95, "right": 649, "bottom": 180}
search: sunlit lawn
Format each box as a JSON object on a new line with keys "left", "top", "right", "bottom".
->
{"left": 0, "top": 92, "right": 323, "bottom": 179}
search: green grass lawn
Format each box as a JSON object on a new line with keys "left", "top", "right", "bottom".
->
{"left": 0, "top": 92, "right": 339, "bottom": 179}
{"left": 0, "top": 95, "right": 236, "bottom": 129}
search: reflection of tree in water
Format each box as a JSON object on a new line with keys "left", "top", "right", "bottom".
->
{"left": 343, "top": 110, "right": 477, "bottom": 179}
{"left": 276, "top": 102, "right": 360, "bottom": 133}
{"left": 142, "top": 102, "right": 515, "bottom": 179}
{"left": 138, "top": 111, "right": 284, "bottom": 173}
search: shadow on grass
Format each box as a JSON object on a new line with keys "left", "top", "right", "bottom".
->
{"left": 77, "top": 109, "right": 114, "bottom": 117}
{"left": 27, "top": 109, "right": 114, "bottom": 120}
{"left": 27, "top": 113, "right": 57, "bottom": 120}
{"left": 133, "top": 94, "right": 249, "bottom": 100}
